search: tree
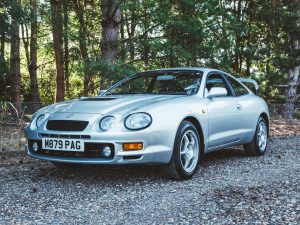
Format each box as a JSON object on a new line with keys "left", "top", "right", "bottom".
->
{"left": 0, "top": 1, "right": 10, "bottom": 101}
{"left": 100, "top": 0, "right": 122, "bottom": 62}
{"left": 21, "top": 0, "right": 40, "bottom": 102}
{"left": 264, "top": 0, "right": 300, "bottom": 118}
{"left": 73, "top": 0, "right": 92, "bottom": 95}
{"left": 63, "top": 0, "right": 69, "bottom": 97}
{"left": 123, "top": 0, "right": 137, "bottom": 61}
{"left": 10, "top": 0, "right": 21, "bottom": 106}
{"left": 0, "top": 0, "right": 299, "bottom": 117}
{"left": 50, "top": 0, "right": 65, "bottom": 102}
{"left": 281, "top": 0, "right": 300, "bottom": 118}
{"left": 29, "top": 0, "right": 39, "bottom": 102}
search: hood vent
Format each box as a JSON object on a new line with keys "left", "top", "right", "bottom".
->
{"left": 80, "top": 97, "right": 117, "bottom": 101}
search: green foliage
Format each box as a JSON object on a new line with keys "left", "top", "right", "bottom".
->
{"left": 0, "top": 0, "right": 299, "bottom": 104}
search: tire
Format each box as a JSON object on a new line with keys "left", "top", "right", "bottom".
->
{"left": 243, "top": 117, "right": 268, "bottom": 156}
{"left": 162, "top": 121, "right": 201, "bottom": 180}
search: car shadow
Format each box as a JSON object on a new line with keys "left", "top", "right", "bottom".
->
{"left": 31, "top": 146, "right": 254, "bottom": 183}
{"left": 202, "top": 146, "right": 248, "bottom": 165}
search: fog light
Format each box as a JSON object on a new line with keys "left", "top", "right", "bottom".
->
{"left": 102, "top": 146, "right": 112, "bottom": 157}
{"left": 32, "top": 142, "right": 38, "bottom": 152}
{"left": 123, "top": 142, "right": 143, "bottom": 151}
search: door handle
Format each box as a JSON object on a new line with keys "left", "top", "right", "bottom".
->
{"left": 236, "top": 104, "right": 243, "bottom": 110}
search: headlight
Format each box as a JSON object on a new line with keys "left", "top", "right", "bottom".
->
{"left": 124, "top": 113, "right": 152, "bottom": 130}
{"left": 36, "top": 114, "right": 46, "bottom": 127}
{"left": 99, "top": 116, "right": 116, "bottom": 131}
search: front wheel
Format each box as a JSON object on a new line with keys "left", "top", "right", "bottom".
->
{"left": 162, "top": 121, "right": 201, "bottom": 180}
{"left": 244, "top": 117, "right": 268, "bottom": 156}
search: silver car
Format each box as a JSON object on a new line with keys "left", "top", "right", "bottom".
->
{"left": 24, "top": 68, "right": 269, "bottom": 180}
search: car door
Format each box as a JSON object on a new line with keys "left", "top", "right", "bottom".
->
{"left": 224, "top": 74, "right": 258, "bottom": 143}
{"left": 205, "top": 73, "right": 242, "bottom": 149}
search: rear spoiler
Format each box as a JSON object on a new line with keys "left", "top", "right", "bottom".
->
{"left": 237, "top": 78, "right": 259, "bottom": 95}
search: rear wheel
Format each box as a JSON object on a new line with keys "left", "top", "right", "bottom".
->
{"left": 244, "top": 117, "right": 268, "bottom": 156}
{"left": 162, "top": 121, "right": 201, "bottom": 180}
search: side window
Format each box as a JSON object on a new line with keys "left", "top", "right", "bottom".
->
{"left": 205, "top": 74, "right": 232, "bottom": 96}
{"left": 225, "top": 75, "right": 248, "bottom": 96}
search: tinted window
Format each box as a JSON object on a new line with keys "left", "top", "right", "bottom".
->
{"left": 206, "top": 74, "right": 232, "bottom": 96}
{"left": 106, "top": 71, "right": 203, "bottom": 95}
{"left": 226, "top": 75, "right": 248, "bottom": 96}
{"left": 242, "top": 82, "right": 257, "bottom": 94}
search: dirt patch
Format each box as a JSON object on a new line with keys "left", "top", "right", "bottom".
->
{"left": 270, "top": 119, "right": 300, "bottom": 137}
{"left": 0, "top": 128, "right": 26, "bottom": 152}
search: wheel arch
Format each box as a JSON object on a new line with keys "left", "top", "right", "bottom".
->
{"left": 183, "top": 116, "right": 205, "bottom": 155}
{"left": 260, "top": 112, "right": 269, "bottom": 137}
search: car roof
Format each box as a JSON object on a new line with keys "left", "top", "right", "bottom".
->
{"left": 146, "top": 67, "right": 223, "bottom": 74}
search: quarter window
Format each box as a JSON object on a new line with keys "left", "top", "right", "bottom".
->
{"left": 226, "top": 75, "right": 248, "bottom": 96}
{"left": 205, "top": 74, "right": 232, "bottom": 96}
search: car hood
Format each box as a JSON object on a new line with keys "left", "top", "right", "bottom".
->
{"left": 45, "top": 95, "right": 185, "bottom": 116}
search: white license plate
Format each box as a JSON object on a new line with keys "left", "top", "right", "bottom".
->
{"left": 42, "top": 138, "right": 84, "bottom": 152}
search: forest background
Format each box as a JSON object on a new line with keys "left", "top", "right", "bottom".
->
{"left": 0, "top": 0, "right": 299, "bottom": 118}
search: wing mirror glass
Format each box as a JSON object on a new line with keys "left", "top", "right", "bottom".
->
{"left": 206, "top": 87, "right": 227, "bottom": 98}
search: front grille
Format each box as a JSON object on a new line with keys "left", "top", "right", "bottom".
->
{"left": 46, "top": 120, "right": 88, "bottom": 131}
{"left": 39, "top": 133, "right": 91, "bottom": 139}
{"left": 28, "top": 139, "right": 114, "bottom": 159}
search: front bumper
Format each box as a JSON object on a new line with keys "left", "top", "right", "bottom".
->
{"left": 25, "top": 126, "right": 173, "bottom": 165}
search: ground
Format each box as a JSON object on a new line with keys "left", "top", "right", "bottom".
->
{"left": 270, "top": 119, "right": 300, "bottom": 137}
{"left": 0, "top": 120, "right": 299, "bottom": 224}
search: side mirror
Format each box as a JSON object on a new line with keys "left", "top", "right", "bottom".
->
{"left": 206, "top": 87, "right": 227, "bottom": 98}
{"left": 98, "top": 90, "right": 107, "bottom": 96}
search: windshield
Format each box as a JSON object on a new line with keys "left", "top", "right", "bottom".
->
{"left": 105, "top": 71, "right": 203, "bottom": 95}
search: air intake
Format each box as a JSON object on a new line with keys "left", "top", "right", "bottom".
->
{"left": 46, "top": 120, "right": 88, "bottom": 131}
{"left": 80, "top": 97, "right": 117, "bottom": 101}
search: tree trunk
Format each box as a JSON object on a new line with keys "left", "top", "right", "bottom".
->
{"left": 245, "top": 0, "right": 253, "bottom": 77}
{"left": 125, "top": 10, "right": 136, "bottom": 61}
{"left": 10, "top": 0, "right": 21, "bottom": 106}
{"left": 63, "top": 0, "right": 70, "bottom": 98}
{"left": 233, "top": 0, "right": 242, "bottom": 74}
{"left": 50, "top": 0, "right": 65, "bottom": 102}
{"left": 281, "top": 1, "right": 300, "bottom": 119}
{"left": 73, "top": 0, "right": 91, "bottom": 96}
{"left": 282, "top": 64, "right": 299, "bottom": 119}
{"left": 29, "top": 0, "right": 40, "bottom": 103}
{"left": 124, "top": 1, "right": 137, "bottom": 61}
{"left": 119, "top": 9, "right": 126, "bottom": 61}
{"left": 100, "top": 0, "right": 121, "bottom": 62}
{"left": 0, "top": 31, "right": 6, "bottom": 74}
{"left": 0, "top": 33, "right": 4, "bottom": 59}
{"left": 141, "top": 4, "right": 149, "bottom": 67}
